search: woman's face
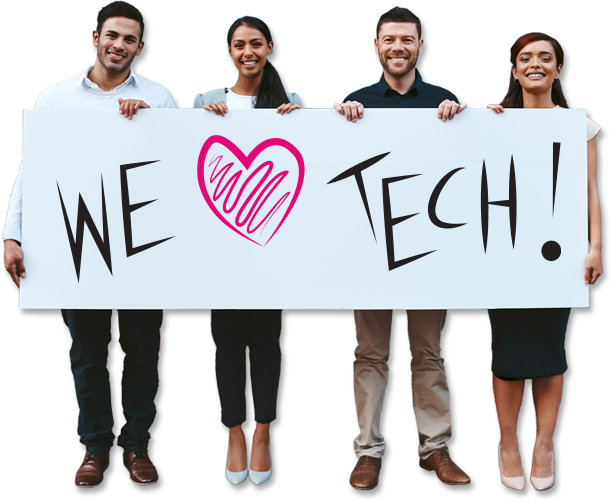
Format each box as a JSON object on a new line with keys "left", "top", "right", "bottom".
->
{"left": 229, "top": 25, "right": 273, "bottom": 80}
{"left": 512, "top": 40, "right": 562, "bottom": 95}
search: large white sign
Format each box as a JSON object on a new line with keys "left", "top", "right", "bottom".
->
{"left": 21, "top": 109, "right": 588, "bottom": 309}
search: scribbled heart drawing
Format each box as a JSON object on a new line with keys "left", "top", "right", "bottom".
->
{"left": 197, "top": 135, "right": 305, "bottom": 246}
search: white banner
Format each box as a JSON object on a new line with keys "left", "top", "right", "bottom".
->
{"left": 20, "top": 108, "right": 588, "bottom": 309}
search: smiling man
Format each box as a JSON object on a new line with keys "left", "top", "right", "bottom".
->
{"left": 3, "top": 1, "right": 174, "bottom": 488}
{"left": 334, "top": 6, "right": 470, "bottom": 490}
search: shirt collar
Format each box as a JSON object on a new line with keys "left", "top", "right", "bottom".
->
{"left": 77, "top": 65, "right": 138, "bottom": 91}
{"left": 377, "top": 69, "right": 424, "bottom": 97}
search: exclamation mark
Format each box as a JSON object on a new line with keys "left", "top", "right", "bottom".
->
{"left": 541, "top": 142, "right": 562, "bottom": 261}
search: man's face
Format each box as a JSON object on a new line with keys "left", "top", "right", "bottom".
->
{"left": 375, "top": 22, "right": 422, "bottom": 78}
{"left": 93, "top": 16, "right": 143, "bottom": 75}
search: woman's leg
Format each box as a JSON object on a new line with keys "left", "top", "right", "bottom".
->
{"left": 227, "top": 424, "right": 247, "bottom": 472}
{"left": 531, "top": 375, "right": 563, "bottom": 478}
{"left": 493, "top": 375, "right": 526, "bottom": 477}
{"left": 211, "top": 310, "right": 248, "bottom": 472}
{"left": 251, "top": 422, "right": 271, "bottom": 472}
{"left": 247, "top": 310, "right": 281, "bottom": 472}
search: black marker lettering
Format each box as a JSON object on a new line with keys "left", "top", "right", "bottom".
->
{"left": 57, "top": 176, "right": 112, "bottom": 281}
{"left": 121, "top": 160, "right": 174, "bottom": 257}
{"left": 428, "top": 168, "right": 467, "bottom": 229}
{"left": 382, "top": 175, "right": 435, "bottom": 271}
{"left": 480, "top": 157, "right": 517, "bottom": 252}
{"left": 327, "top": 152, "right": 390, "bottom": 241}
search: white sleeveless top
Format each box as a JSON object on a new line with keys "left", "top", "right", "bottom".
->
{"left": 553, "top": 105, "right": 600, "bottom": 140}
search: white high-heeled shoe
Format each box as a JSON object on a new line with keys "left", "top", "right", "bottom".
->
{"left": 225, "top": 445, "right": 248, "bottom": 485}
{"left": 530, "top": 449, "right": 555, "bottom": 491}
{"left": 249, "top": 444, "right": 272, "bottom": 485}
{"left": 498, "top": 444, "right": 525, "bottom": 490}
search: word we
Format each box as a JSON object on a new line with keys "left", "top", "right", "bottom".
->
{"left": 57, "top": 161, "right": 172, "bottom": 281}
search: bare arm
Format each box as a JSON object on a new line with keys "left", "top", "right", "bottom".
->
{"left": 585, "top": 136, "right": 603, "bottom": 284}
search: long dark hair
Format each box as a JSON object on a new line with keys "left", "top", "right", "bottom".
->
{"left": 499, "top": 32, "right": 568, "bottom": 109}
{"left": 227, "top": 16, "right": 288, "bottom": 109}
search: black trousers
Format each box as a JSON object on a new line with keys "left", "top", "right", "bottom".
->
{"left": 211, "top": 310, "right": 282, "bottom": 428}
{"left": 61, "top": 309, "right": 162, "bottom": 453}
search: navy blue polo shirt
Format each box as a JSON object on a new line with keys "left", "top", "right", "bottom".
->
{"left": 344, "top": 70, "right": 457, "bottom": 108}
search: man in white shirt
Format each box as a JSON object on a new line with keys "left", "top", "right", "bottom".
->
{"left": 3, "top": 1, "right": 175, "bottom": 488}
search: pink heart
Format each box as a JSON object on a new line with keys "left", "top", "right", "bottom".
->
{"left": 197, "top": 135, "right": 305, "bottom": 246}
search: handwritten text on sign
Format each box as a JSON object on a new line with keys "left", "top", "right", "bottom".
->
{"left": 21, "top": 109, "right": 588, "bottom": 309}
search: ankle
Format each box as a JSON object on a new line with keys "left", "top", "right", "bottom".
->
{"left": 229, "top": 427, "right": 245, "bottom": 443}
{"left": 253, "top": 424, "right": 271, "bottom": 444}
{"left": 500, "top": 436, "right": 520, "bottom": 451}
{"left": 533, "top": 440, "right": 554, "bottom": 453}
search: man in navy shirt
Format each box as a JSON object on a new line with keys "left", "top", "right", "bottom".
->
{"left": 334, "top": 7, "right": 470, "bottom": 490}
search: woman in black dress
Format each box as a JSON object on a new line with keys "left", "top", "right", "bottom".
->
{"left": 487, "top": 33, "right": 602, "bottom": 491}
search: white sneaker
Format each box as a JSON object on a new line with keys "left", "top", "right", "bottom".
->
{"left": 530, "top": 447, "right": 556, "bottom": 491}
{"left": 497, "top": 442, "right": 532, "bottom": 491}
{"left": 249, "top": 444, "right": 272, "bottom": 485}
{"left": 225, "top": 442, "right": 248, "bottom": 485}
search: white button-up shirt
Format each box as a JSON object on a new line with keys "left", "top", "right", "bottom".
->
{"left": 3, "top": 65, "right": 176, "bottom": 243}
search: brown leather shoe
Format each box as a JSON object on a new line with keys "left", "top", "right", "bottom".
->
{"left": 123, "top": 450, "right": 158, "bottom": 486}
{"left": 419, "top": 447, "right": 470, "bottom": 485}
{"left": 75, "top": 452, "right": 109, "bottom": 488}
{"left": 349, "top": 455, "right": 382, "bottom": 490}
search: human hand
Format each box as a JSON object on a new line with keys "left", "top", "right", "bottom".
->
{"left": 334, "top": 101, "right": 364, "bottom": 123}
{"left": 585, "top": 249, "right": 603, "bottom": 284}
{"left": 487, "top": 104, "right": 505, "bottom": 114}
{"left": 4, "top": 239, "right": 26, "bottom": 288}
{"left": 277, "top": 103, "right": 301, "bottom": 115}
{"left": 118, "top": 98, "right": 150, "bottom": 120}
{"left": 203, "top": 101, "right": 229, "bottom": 117}
{"left": 437, "top": 100, "right": 467, "bottom": 122}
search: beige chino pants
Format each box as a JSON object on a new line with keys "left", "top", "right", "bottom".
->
{"left": 353, "top": 310, "right": 451, "bottom": 459}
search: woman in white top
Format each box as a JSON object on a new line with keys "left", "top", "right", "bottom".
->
{"left": 193, "top": 16, "right": 301, "bottom": 486}
{"left": 487, "top": 32, "right": 602, "bottom": 491}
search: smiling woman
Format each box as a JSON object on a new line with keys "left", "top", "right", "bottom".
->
{"left": 192, "top": 15, "right": 301, "bottom": 487}
{"left": 497, "top": 34, "right": 567, "bottom": 109}
{"left": 487, "top": 32, "right": 602, "bottom": 492}
{"left": 225, "top": 17, "right": 295, "bottom": 109}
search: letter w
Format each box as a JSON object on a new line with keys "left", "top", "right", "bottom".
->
{"left": 57, "top": 176, "right": 112, "bottom": 281}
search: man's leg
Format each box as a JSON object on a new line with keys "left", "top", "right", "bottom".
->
{"left": 407, "top": 310, "right": 450, "bottom": 457}
{"left": 116, "top": 309, "right": 162, "bottom": 452}
{"left": 408, "top": 310, "right": 469, "bottom": 485}
{"left": 350, "top": 310, "right": 392, "bottom": 490}
{"left": 63, "top": 309, "right": 115, "bottom": 452}
{"left": 63, "top": 309, "right": 113, "bottom": 488}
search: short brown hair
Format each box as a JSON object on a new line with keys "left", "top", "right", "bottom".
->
{"left": 376, "top": 6, "right": 421, "bottom": 39}
{"left": 96, "top": 2, "right": 145, "bottom": 42}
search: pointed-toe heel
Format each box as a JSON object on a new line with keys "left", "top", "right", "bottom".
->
{"left": 530, "top": 450, "right": 555, "bottom": 491}
{"left": 226, "top": 445, "right": 248, "bottom": 485}
{"left": 499, "top": 444, "right": 525, "bottom": 490}
{"left": 249, "top": 444, "right": 272, "bottom": 485}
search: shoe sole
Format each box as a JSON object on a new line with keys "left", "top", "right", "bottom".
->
{"left": 349, "top": 478, "right": 379, "bottom": 490}
{"left": 130, "top": 479, "right": 158, "bottom": 486}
